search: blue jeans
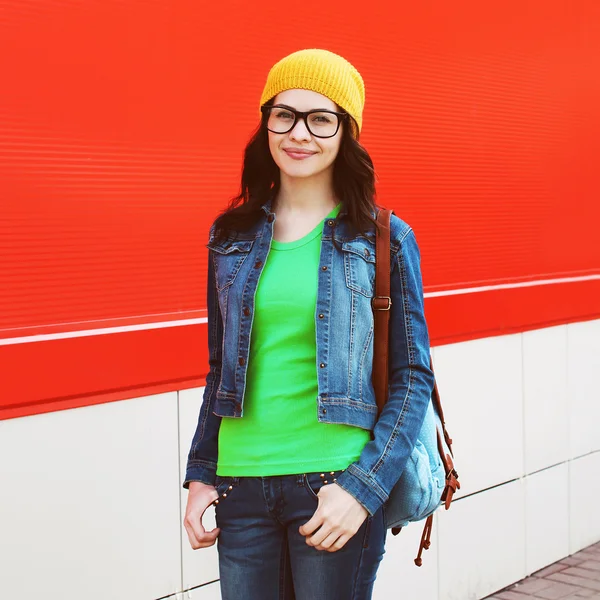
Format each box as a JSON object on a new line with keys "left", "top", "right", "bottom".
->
{"left": 214, "top": 471, "right": 387, "bottom": 600}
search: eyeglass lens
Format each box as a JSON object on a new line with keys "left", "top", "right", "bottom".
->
{"left": 266, "top": 108, "right": 340, "bottom": 138}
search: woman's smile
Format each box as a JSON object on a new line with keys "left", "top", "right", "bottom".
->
{"left": 282, "top": 147, "right": 317, "bottom": 160}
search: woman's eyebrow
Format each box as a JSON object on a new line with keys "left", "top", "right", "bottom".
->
{"left": 273, "top": 103, "right": 333, "bottom": 112}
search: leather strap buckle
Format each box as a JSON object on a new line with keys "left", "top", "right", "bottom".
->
{"left": 371, "top": 296, "right": 392, "bottom": 311}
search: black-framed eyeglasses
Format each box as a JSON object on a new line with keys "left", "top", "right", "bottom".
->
{"left": 261, "top": 105, "right": 348, "bottom": 138}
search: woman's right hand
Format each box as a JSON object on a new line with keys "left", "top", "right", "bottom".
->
{"left": 183, "top": 481, "right": 221, "bottom": 549}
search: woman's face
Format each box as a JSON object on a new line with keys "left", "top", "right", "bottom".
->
{"left": 267, "top": 89, "right": 343, "bottom": 181}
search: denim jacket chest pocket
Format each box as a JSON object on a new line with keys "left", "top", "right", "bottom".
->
{"left": 207, "top": 239, "right": 254, "bottom": 292}
{"left": 341, "top": 238, "right": 376, "bottom": 297}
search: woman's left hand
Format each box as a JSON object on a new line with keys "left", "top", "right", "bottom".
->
{"left": 299, "top": 483, "right": 369, "bottom": 552}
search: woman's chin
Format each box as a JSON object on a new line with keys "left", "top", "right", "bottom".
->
{"left": 281, "top": 168, "right": 318, "bottom": 180}
{"left": 278, "top": 162, "right": 328, "bottom": 180}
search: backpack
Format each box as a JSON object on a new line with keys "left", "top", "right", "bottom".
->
{"left": 373, "top": 208, "right": 460, "bottom": 566}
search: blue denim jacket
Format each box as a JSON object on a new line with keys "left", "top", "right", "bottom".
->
{"left": 184, "top": 201, "right": 435, "bottom": 516}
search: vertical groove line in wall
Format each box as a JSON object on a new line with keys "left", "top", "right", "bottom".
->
{"left": 176, "top": 391, "right": 185, "bottom": 595}
{"left": 520, "top": 332, "right": 529, "bottom": 575}
{"left": 565, "top": 326, "right": 572, "bottom": 555}
{"left": 520, "top": 332, "right": 526, "bottom": 478}
{"left": 432, "top": 347, "right": 442, "bottom": 600}
{"left": 435, "top": 510, "right": 441, "bottom": 600}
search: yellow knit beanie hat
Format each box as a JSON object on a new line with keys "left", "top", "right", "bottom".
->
{"left": 259, "top": 49, "right": 365, "bottom": 135}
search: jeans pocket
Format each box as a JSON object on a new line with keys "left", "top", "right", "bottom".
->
{"left": 362, "top": 515, "right": 373, "bottom": 549}
{"left": 303, "top": 470, "right": 345, "bottom": 501}
{"left": 303, "top": 473, "right": 321, "bottom": 501}
{"left": 213, "top": 476, "right": 239, "bottom": 506}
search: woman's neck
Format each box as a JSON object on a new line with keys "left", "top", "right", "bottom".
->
{"left": 274, "top": 171, "right": 338, "bottom": 216}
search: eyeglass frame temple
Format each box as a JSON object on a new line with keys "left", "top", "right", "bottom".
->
{"left": 260, "top": 105, "right": 349, "bottom": 138}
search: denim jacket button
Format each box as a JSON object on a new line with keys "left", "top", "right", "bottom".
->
{"left": 238, "top": 357, "right": 246, "bottom": 366}
{"left": 321, "top": 266, "right": 328, "bottom": 271}
{"left": 319, "top": 363, "right": 326, "bottom": 368}
{"left": 318, "top": 313, "right": 324, "bottom": 319}
{"left": 243, "top": 307, "right": 251, "bottom": 317}
{"left": 267, "top": 214, "right": 274, "bottom": 223}
{"left": 254, "top": 260, "right": 263, "bottom": 269}
{"left": 327, "top": 219, "right": 335, "bottom": 226}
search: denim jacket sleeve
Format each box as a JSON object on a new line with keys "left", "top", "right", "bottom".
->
{"left": 182, "top": 249, "right": 222, "bottom": 489}
{"left": 335, "top": 227, "right": 435, "bottom": 515}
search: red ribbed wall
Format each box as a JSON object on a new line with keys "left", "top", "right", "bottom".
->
{"left": 1, "top": 1, "right": 599, "bottom": 419}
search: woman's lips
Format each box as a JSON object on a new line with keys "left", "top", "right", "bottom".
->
{"left": 283, "top": 149, "right": 316, "bottom": 160}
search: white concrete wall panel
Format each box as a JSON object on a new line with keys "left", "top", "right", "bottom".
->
{"left": 567, "top": 320, "right": 600, "bottom": 459}
{"left": 433, "top": 334, "right": 524, "bottom": 497}
{"left": 0, "top": 393, "right": 182, "bottom": 600}
{"left": 179, "top": 387, "right": 221, "bottom": 590}
{"left": 375, "top": 518, "right": 439, "bottom": 600}
{"left": 569, "top": 451, "right": 600, "bottom": 554}
{"left": 1, "top": 320, "right": 599, "bottom": 600}
{"left": 522, "top": 326, "right": 569, "bottom": 474}
{"left": 437, "top": 480, "right": 527, "bottom": 600}
{"left": 525, "top": 464, "right": 570, "bottom": 574}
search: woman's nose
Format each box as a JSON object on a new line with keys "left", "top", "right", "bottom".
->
{"left": 289, "top": 117, "right": 311, "bottom": 141}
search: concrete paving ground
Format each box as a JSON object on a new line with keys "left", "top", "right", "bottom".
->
{"left": 485, "top": 542, "right": 600, "bottom": 600}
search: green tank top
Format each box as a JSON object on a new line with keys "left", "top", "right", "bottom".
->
{"left": 216, "top": 204, "right": 370, "bottom": 476}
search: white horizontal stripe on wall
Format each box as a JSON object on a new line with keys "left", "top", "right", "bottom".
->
{"left": 2, "top": 274, "right": 598, "bottom": 345}
{"left": 425, "top": 272, "right": 600, "bottom": 298}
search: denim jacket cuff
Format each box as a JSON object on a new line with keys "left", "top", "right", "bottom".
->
{"left": 335, "top": 463, "right": 388, "bottom": 516}
{"left": 183, "top": 460, "right": 217, "bottom": 489}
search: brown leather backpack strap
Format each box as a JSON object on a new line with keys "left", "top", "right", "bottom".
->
{"left": 414, "top": 514, "right": 434, "bottom": 566}
{"left": 429, "top": 354, "right": 455, "bottom": 455}
{"left": 436, "top": 429, "right": 461, "bottom": 509}
{"left": 372, "top": 211, "right": 459, "bottom": 566}
{"left": 372, "top": 208, "right": 393, "bottom": 416}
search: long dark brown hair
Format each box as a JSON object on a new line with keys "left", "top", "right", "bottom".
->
{"left": 211, "top": 99, "right": 378, "bottom": 241}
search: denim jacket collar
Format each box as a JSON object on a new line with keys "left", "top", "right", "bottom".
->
{"left": 259, "top": 197, "right": 365, "bottom": 223}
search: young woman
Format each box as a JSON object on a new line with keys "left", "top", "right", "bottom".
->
{"left": 183, "top": 49, "right": 434, "bottom": 600}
